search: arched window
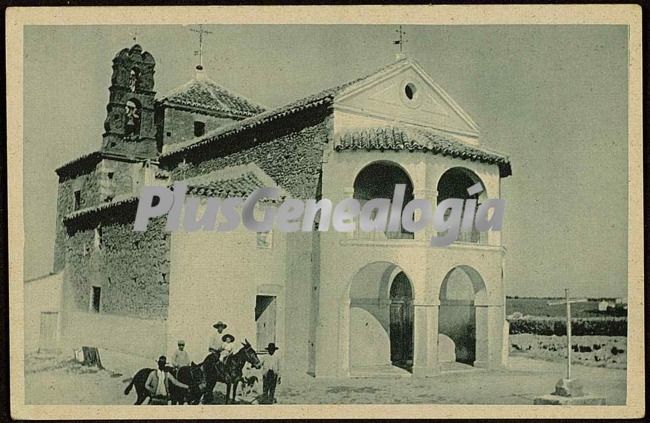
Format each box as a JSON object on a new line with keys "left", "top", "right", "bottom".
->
{"left": 437, "top": 167, "right": 486, "bottom": 243}
{"left": 353, "top": 161, "right": 414, "bottom": 239}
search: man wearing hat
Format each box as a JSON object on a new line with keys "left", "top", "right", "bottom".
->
{"left": 172, "top": 340, "right": 191, "bottom": 369}
{"left": 261, "top": 343, "right": 281, "bottom": 404}
{"left": 208, "top": 321, "right": 228, "bottom": 355}
{"left": 144, "top": 355, "right": 190, "bottom": 405}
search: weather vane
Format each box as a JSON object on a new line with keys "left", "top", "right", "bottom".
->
{"left": 393, "top": 25, "right": 408, "bottom": 56}
{"left": 189, "top": 24, "right": 213, "bottom": 69}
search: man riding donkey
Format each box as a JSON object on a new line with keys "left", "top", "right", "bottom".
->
{"left": 202, "top": 320, "right": 262, "bottom": 404}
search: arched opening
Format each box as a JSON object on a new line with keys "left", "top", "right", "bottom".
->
{"left": 437, "top": 167, "right": 486, "bottom": 244}
{"left": 389, "top": 272, "right": 413, "bottom": 369}
{"left": 124, "top": 98, "right": 142, "bottom": 138}
{"left": 347, "top": 262, "right": 414, "bottom": 374}
{"left": 353, "top": 161, "right": 414, "bottom": 239}
{"left": 438, "top": 266, "right": 487, "bottom": 368}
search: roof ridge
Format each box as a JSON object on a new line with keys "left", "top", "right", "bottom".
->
{"left": 160, "top": 57, "right": 413, "bottom": 159}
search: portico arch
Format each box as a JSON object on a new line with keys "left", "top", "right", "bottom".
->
{"left": 438, "top": 265, "right": 488, "bottom": 366}
{"left": 345, "top": 261, "right": 414, "bottom": 373}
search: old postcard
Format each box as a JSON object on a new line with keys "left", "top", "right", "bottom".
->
{"left": 6, "top": 5, "right": 644, "bottom": 419}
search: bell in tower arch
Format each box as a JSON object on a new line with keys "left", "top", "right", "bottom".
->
{"left": 102, "top": 44, "right": 157, "bottom": 158}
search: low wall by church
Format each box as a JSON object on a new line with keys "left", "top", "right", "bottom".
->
{"left": 349, "top": 305, "right": 391, "bottom": 368}
{"left": 61, "top": 311, "right": 167, "bottom": 360}
{"left": 24, "top": 273, "right": 63, "bottom": 353}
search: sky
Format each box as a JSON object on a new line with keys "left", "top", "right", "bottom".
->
{"left": 22, "top": 24, "right": 629, "bottom": 297}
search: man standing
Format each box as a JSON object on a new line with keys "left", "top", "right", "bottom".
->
{"left": 145, "top": 356, "right": 190, "bottom": 405}
{"left": 209, "top": 321, "right": 228, "bottom": 355}
{"left": 261, "top": 343, "right": 281, "bottom": 404}
{"left": 172, "top": 340, "right": 191, "bottom": 368}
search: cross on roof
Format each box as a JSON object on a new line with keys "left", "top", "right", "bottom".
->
{"left": 548, "top": 289, "right": 588, "bottom": 380}
{"left": 190, "top": 24, "right": 213, "bottom": 69}
{"left": 393, "top": 25, "right": 408, "bottom": 55}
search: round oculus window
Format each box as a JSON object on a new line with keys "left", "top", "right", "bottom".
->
{"left": 404, "top": 82, "right": 417, "bottom": 100}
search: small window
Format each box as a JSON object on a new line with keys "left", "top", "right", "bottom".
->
{"left": 404, "top": 83, "right": 417, "bottom": 100}
{"left": 194, "top": 121, "right": 206, "bottom": 137}
{"left": 90, "top": 286, "right": 101, "bottom": 313}
{"left": 94, "top": 226, "right": 103, "bottom": 250}
{"left": 107, "top": 172, "right": 114, "bottom": 181}
{"left": 73, "top": 190, "right": 81, "bottom": 211}
{"left": 166, "top": 131, "right": 172, "bottom": 137}
{"left": 256, "top": 231, "right": 272, "bottom": 249}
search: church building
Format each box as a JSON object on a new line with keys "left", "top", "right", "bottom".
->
{"left": 49, "top": 43, "right": 512, "bottom": 377}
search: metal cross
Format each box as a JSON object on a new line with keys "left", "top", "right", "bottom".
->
{"left": 190, "top": 24, "right": 213, "bottom": 68}
{"left": 393, "top": 25, "right": 408, "bottom": 54}
{"left": 548, "top": 289, "right": 588, "bottom": 380}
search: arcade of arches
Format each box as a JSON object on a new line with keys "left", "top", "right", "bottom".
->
{"left": 346, "top": 262, "right": 496, "bottom": 375}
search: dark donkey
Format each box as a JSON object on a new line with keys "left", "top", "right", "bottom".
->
{"left": 124, "top": 363, "right": 205, "bottom": 405}
{"left": 169, "top": 362, "right": 207, "bottom": 405}
{"left": 202, "top": 339, "right": 261, "bottom": 404}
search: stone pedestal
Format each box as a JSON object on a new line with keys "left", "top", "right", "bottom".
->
{"left": 533, "top": 378, "right": 606, "bottom": 405}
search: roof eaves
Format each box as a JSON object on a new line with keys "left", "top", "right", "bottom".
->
{"left": 160, "top": 94, "right": 335, "bottom": 160}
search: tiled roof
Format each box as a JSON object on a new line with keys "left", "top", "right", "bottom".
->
{"left": 160, "top": 59, "right": 411, "bottom": 161}
{"left": 64, "top": 166, "right": 285, "bottom": 225}
{"left": 159, "top": 73, "right": 266, "bottom": 118}
{"left": 334, "top": 127, "right": 512, "bottom": 177}
{"left": 63, "top": 195, "right": 139, "bottom": 225}
{"left": 55, "top": 151, "right": 103, "bottom": 178}
{"left": 186, "top": 171, "right": 278, "bottom": 200}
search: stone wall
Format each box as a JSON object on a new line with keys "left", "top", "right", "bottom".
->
{"left": 161, "top": 106, "right": 237, "bottom": 151}
{"left": 65, "top": 217, "right": 170, "bottom": 319}
{"left": 170, "top": 113, "right": 331, "bottom": 199}
{"left": 54, "top": 170, "right": 100, "bottom": 272}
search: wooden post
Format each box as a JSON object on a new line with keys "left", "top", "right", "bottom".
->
{"left": 565, "top": 288, "right": 571, "bottom": 379}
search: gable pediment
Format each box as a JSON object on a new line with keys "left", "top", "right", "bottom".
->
{"left": 334, "top": 60, "right": 479, "bottom": 137}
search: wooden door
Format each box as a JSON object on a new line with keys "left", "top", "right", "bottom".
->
{"left": 255, "top": 296, "right": 277, "bottom": 350}
{"left": 39, "top": 311, "right": 58, "bottom": 352}
{"left": 390, "top": 300, "right": 413, "bottom": 365}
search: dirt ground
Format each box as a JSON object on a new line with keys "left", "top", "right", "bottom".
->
{"left": 24, "top": 352, "right": 626, "bottom": 405}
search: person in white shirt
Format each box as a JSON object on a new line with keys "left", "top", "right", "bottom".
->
{"left": 208, "top": 321, "right": 227, "bottom": 354}
{"left": 144, "top": 356, "right": 189, "bottom": 405}
{"left": 219, "top": 334, "right": 235, "bottom": 363}
{"left": 172, "top": 340, "right": 191, "bottom": 368}
{"left": 261, "top": 343, "right": 281, "bottom": 403}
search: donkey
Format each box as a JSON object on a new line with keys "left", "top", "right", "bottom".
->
{"left": 123, "top": 367, "right": 155, "bottom": 405}
{"left": 169, "top": 362, "right": 207, "bottom": 405}
{"left": 202, "top": 339, "right": 262, "bottom": 404}
{"left": 124, "top": 363, "right": 204, "bottom": 405}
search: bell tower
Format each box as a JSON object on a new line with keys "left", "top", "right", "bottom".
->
{"left": 102, "top": 44, "right": 157, "bottom": 158}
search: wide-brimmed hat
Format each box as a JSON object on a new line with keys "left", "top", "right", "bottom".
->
{"left": 177, "top": 340, "right": 185, "bottom": 346}
{"left": 266, "top": 343, "right": 279, "bottom": 352}
{"left": 213, "top": 321, "right": 227, "bottom": 329}
{"left": 221, "top": 334, "right": 235, "bottom": 343}
{"left": 157, "top": 355, "right": 167, "bottom": 363}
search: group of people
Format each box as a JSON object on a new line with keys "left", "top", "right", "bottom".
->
{"left": 143, "top": 320, "right": 282, "bottom": 405}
